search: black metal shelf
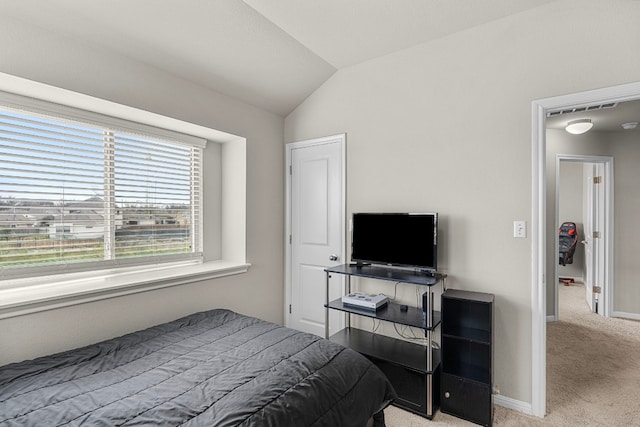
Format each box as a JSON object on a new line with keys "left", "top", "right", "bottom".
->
{"left": 325, "top": 298, "right": 441, "bottom": 330}
{"left": 325, "top": 263, "right": 445, "bottom": 286}
{"left": 330, "top": 327, "right": 440, "bottom": 374}
{"left": 324, "top": 263, "right": 445, "bottom": 419}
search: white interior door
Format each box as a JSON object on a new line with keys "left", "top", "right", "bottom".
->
{"left": 593, "top": 162, "right": 606, "bottom": 315}
{"left": 286, "top": 135, "right": 345, "bottom": 337}
{"left": 582, "top": 162, "right": 605, "bottom": 314}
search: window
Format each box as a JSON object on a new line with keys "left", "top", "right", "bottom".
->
{"left": 0, "top": 78, "right": 247, "bottom": 318}
{"left": 0, "top": 102, "right": 203, "bottom": 280}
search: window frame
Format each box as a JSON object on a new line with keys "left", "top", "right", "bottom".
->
{"left": 0, "top": 93, "right": 205, "bottom": 279}
{"left": 0, "top": 75, "right": 249, "bottom": 319}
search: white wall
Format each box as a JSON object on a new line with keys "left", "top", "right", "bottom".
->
{"left": 0, "top": 16, "right": 285, "bottom": 366}
{"left": 284, "top": 0, "right": 640, "bottom": 407}
{"left": 605, "top": 131, "right": 640, "bottom": 316}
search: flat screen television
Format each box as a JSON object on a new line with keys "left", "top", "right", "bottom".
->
{"left": 351, "top": 212, "right": 438, "bottom": 272}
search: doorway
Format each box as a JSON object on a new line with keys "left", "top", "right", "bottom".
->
{"left": 531, "top": 81, "right": 640, "bottom": 418}
{"left": 285, "top": 134, "right": 346, "bottom": 337}
{"left": 555, "top": 155, "right": 613, "bottom": 320}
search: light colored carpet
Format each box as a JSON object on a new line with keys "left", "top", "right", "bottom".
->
{"left": 385, "top": 282, "right": 640, "bottom": 426}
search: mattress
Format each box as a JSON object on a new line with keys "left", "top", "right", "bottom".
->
{"left": 0, "top": 309, "right": 395, "bottom": 426}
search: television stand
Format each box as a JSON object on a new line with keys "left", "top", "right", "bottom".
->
{"left": 324, "top": 264, "right": 446, "bottom": 419}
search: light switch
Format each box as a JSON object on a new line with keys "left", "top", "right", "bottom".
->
{"left": 514, "top": 220, "right": 526, "bottom": 238}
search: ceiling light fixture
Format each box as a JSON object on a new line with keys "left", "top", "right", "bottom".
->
{"left": 621, "top": 122, "right": 638, "bottom": 130}
{"left": 565, "top": 119, "right": 593, "bottom": 135}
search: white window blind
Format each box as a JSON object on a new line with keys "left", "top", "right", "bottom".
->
{"left": 0, "top": 104, "right": 203, "bottom": 280}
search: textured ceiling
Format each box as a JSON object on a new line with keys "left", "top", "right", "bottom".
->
{"left": 0, "top": 0, "right": 334, "bottom": 116}
{"left": 0, "top": 0, "right": 562, "bottom": 116}
{"left": 242, "top": 0, "right": 556, "bottom": 69}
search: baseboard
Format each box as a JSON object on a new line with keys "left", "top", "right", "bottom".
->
{"left": 494, "top": 394, "right": 534, "bottom": 416}
{"left": 612, "top": 311, "right": 640, "bottom": 321}
{"left": 546, "top": 314, "right": 556, "bottom": 322}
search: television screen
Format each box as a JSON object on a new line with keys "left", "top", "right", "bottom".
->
{"left": 351, "top": 212, "right": 438, "bottom": 271}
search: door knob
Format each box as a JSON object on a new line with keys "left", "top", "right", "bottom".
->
{"left": 329, "top": 254, "right": 339, "bottom": 261}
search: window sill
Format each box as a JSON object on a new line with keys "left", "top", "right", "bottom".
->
{"left": 0, "top": 260, "right": 251, "bottom": 320}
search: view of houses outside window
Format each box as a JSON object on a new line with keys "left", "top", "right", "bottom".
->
{"left": 0, "top": 107, "right": 201, "bottom": 278}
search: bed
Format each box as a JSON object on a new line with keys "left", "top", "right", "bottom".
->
{"left": 0, "top": 309, "right": 396, "bottom": 426}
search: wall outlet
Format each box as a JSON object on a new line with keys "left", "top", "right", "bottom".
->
{"left": 513, "top": 220, "right": 526, "bottom": 238}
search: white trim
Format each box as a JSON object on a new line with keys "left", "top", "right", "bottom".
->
{"left": 546, "top": 315, "right": 556, "bottom": 322}
{"left": 285, "top": 147, "right": 291, "bottom": 324}
{"left": 0, "top": 260, "right": 250, "bottom": 319}
{"left": 284, "top": 134, "right": 346, "bottom": 328}
{"left": 603, "top": 160, "right": 615, "bottom": 318}
{"left": 612, "top": 311, "right": 640, "bottom": 321}
{"left": 531, "top": 80, "right": 640, "bottom": 419}
{"left": 494, "top": 394, "right": 533, "bottom": 416}
{"left": 531, "top": 101, "right": 547, "bottom": 418}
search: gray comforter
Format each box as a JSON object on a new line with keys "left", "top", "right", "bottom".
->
{"left": 0, "top": 309, "right": 395, "bottom": 426}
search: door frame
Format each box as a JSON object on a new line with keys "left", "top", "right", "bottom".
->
{"left": 554, "top": 154, "right": 614, "bottom": 320}
{"left": 284, "top": 133, "right": 346, "bottom": 327}
{"left": 531, "top": 81, "right": 640, "bottom": 418}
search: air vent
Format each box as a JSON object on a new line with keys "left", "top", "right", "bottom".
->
{"left": 547, "top": 102, "right": 617, "bottom": 117}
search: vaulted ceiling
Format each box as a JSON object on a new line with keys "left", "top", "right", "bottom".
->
{"left": 2, "top": 0, "right": 557, "bottom": 116}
